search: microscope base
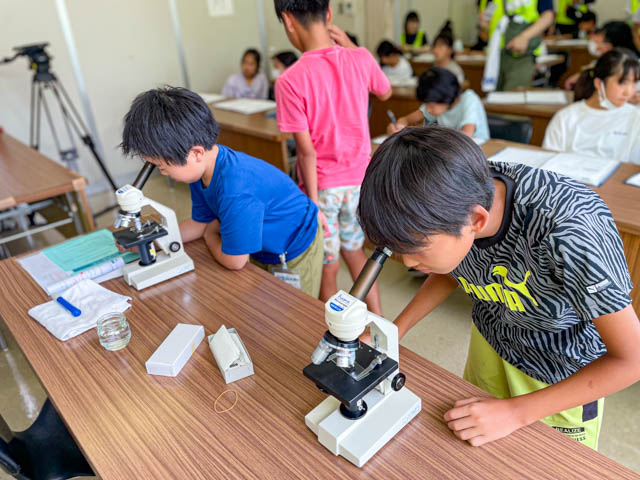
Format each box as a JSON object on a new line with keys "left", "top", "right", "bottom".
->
{"left": 305, "top": 386, "right": 421, "bottom": 467}
{"left": 123, "top": 252, "right": 194, "bottom": 290}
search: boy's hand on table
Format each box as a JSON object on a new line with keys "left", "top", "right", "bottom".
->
{"left": 444, "top": 396, "right": 526, "bottom": 446}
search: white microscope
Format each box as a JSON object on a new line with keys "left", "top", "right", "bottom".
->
{"left": 303, "top": 248, "right": 421, "bottom": 467}
{"left": 112, "top": 163, "right": 194, "bottom": 290}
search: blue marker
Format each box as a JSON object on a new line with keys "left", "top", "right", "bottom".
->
{"left": 56, "top": 297, "right": 81, "bottom": 317}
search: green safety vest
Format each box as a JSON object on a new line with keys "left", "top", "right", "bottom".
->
{"left": 401, "top": 30, "right": 426, "bottom": 48}
{"left": 491, "top": 0, "right": 543, "bottom": 54}
{"left": 556, "top": 0, "right": 589, "bottom": 26}
{"left": 632, "top": 0, "right": 640, "bottom": 13}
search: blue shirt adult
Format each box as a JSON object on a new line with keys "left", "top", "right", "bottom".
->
{"left": 189, "top": 145, "right": 318, "bottom": 265}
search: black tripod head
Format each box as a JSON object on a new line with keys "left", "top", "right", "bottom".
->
{"left": 2, "top": 43, "right": 55, "bottom": 82}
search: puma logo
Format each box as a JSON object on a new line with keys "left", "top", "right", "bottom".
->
{"left": 491, "top": 266, "right": 539, "bottom": 306}
{"left": 457, "top": 266, "right": 539, "bottom": 312}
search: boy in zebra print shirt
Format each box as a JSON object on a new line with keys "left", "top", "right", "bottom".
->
{"left": 359, "top": 126, "right": 640, "bottom": 449}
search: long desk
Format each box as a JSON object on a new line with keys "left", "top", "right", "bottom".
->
{"left": 209, "top": 106, "right": 291, "bottom": 174}
{"left": 484, "top": 140, "right": 640, "bottom": 313}
{"left": 0, "top": 241, "right": 638, "bottom": 478}
{"left": 545, "top": 39, "right": 597, "bottom": 86}
{"left": 0, "top": 133, "right": 94, "bottom": 235}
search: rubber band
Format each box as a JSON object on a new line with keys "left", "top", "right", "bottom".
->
{"left": 214, "top": 389, "right": 238, "bottom": 413}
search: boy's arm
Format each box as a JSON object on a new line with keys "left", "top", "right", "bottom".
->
{"left": 445, "top": 304, "right": 640, "bottom": 446}
{"left": 179, "top": 218, "right": 208, "bottom": 243}
{"left": 293, "top": 130, "right": 329, "bottom": 233}
{"left": 395, "top": 273, "right": 460, "bottom": 339}
{"left": 506, "top": 10, "right": 554, "bottom": 54}
{"left": 460, "top": 124, "right": 476, "bottom": 138}
{"left": 388, "top": 109, "right": 424, "bottom": 134}
{"left": 202, "top": 220, "right": 249, "bottom": 270}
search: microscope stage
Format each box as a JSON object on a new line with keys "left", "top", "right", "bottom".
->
{"left": 113, "top": 221, "right": 168, "bottom": 249}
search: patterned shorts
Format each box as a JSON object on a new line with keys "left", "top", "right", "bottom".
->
{"left": 318, "top": 186, "right": 365, "bottom": 265}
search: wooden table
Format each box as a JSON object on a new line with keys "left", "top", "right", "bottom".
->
{"left": 370, "top": 86, "right": 422, "bottom": 137}
{"left": 483, "top": 140, "right": 640, "bottom": 313}
{"left": 0, "top": 133, "right": 94, "bottom": 233}
{"left": 544, "top": 39, "right": 597, "bottom": 87}
{"left": 0, "top": 241, "right": 638, "bottom": 479}
{"left": 209, "top": 106, "right": 291, "bottom": 174}
{"left": 483, "top": 91, "right": 573, "bottom": 146}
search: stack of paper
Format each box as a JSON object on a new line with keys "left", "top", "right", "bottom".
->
{"left": 413, "top": 53, "right": 435, "bottom": 63}
{"left": 485, "top": 90, "right": 568, "bottom": 105}
{"left": 214, "top": 99, "right": 277, "bottom": 115}
{"left": 455, "top": 54, "right": 486, "bottom": 62}
{"left": 389, "top": 76, "right": 418, "bottom": 87}
{"left": 488, "top": 147, "right": 620, "bottom": 186}
{"left": 198, "top": 92, "right": 225, "bottom": 104}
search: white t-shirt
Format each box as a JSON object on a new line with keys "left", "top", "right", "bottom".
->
{"left": 419, "top": 89, "right": 490, "bottom": 140}
{"left": 382, "top": 56, "right": 413, "bottom": 81}
{"left": 542, "top": 101, "right": 640, "bottom": 164}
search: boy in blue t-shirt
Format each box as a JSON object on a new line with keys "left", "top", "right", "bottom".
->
{"left": 121, "top": 87, "right": 322, "bottom": 297}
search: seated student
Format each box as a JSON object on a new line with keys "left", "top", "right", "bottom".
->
{"left": 358, "top": 125, "right": 640, "bottom": 450}
{"left": 270, "top": 51, "right": 298, "bottom": 81}
{"left": 401, "top": 11, "right": 430, "bottom": 54}
{"left": 576, "top": 10, "right": 597, "bottom": 39}
{"left": 432, "top": 21, "right": 465, "bottom": 84}
{"left": 544, "top": 49, "right": 640, "bottom": 164}
{"left": 565, "top": 21, "right": 640, "bottom": 89}
{"left": 121, "top": 87, "right": 323, "bottom": 297}
{"left": 376, "top": 40, "right": 414, "bottom": 81}
{"left": 221, "top": 48, "right": 268, "bottom": 99}
{"left": 387, "top": 67, "right": 489, "bottom": 140}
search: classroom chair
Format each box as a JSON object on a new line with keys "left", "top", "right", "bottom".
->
{"left": 0, "top": 399, "right": 94, "bottom": 480}
{"left": 487, "top": 114, "right": 533, "bottom": 144}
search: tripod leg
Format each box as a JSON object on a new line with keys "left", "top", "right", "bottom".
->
{"left": 49, "top": 84, "right": 80, "bottom": 173}
{"left": 40, "top": 86, "right": 66, "bottom": 164}
{"left": 30, "top": 78, "right": 37, "bottom": 148}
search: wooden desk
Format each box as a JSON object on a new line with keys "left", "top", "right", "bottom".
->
{"left": 544, "top": 39, "right": 597, "bottom": 87}
{"left": 0, "top": 133, "right": 94, "bottom": 232}
{"left": 483, "top": 91, "right": 573, "bottom": 146}
{"left": 370, "top": 86, "right": 422, "bottom": 137}
{"left": 483, "top": 140, "right": 640, "bottom": 312}
{"left": 0, "top": 241, "right": 638, "bottom": 479}
{"left": 209, "top": 106, "right": 291, "bottom": 173}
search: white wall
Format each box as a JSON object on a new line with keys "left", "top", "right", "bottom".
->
{"left": 591, "top": 0, "right": 630, "bottom": 25}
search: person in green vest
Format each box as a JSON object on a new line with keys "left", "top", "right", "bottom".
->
{"left": 491, "top": 0, "right": 555, "bottom": 91}
{"left": 556, "top": 0, "right": 594, "bottom": 36}
{"left": 630, "top": 0, "right": 640, "bottom": 52}
{"left": 400, "top": 11, "right": 430, "bottom": 54}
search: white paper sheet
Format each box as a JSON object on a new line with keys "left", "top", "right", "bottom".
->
{"left": 485, "top": 91, "right": 527, "bottom": 104}
{"left": 389, "top": 76, "right": 418, "bottom": 87}
{"left": 535, "top": 54, "right": 564, "bottom": 65}
{"left": 488, "top": 147, "right": 556, "bottom": 168}
{"left": 473, "top": 137, "right": 487, "bottom": 146}
{"left": 625, "top": 172, "right": 640, "bottom": 187}
{"left": 455, "top": 54, "right": 486, "bottom": 62}
{"left": 412, "top": 53, "right": 435, "bottom": 63}
{"left": 542, "top": 153, "right": 620, "bottom": 187}
{"left": 372, "top": 135, "right": 389, "bottom": 145}
{"left": 214, "top": 98, "right": 277, "bottom": 115}
{"left": 524, "top": 90, "right": 568, "bottom": 105}
{"left": 546, "top": 38, "right": 588, "bottom": 47}
{"left": 198, "top": 92, "right": 225, "bottom": 104}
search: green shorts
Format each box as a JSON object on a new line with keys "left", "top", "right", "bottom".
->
{"left": 464, "top": 323, "right": 604, "bottom": 449}
{"left": 250, "top": 223, "right": 323, "bottom": 299}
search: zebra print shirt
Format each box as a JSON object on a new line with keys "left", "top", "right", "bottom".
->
{"left": 451, "top": 162, "right": 633, "bottom": 385}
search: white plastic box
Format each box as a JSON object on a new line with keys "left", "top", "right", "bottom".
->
{"left": 208, "top": 325, "right": 254, "bottom": 384}
{"left": 145, "top": 324, "right": 204, "bottom": 376}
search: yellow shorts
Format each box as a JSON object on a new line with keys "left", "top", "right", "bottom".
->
{"left": 464, "top": 323, "right": 604, "bottom": 449}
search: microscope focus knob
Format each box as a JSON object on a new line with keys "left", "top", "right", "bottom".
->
{"left": 391, "top": 373, "right": 406, "bottom": 391}
{"left": 169, "top": 241, "right": 181, "bottom": 252}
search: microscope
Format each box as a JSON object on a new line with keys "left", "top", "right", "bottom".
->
{"left": 112, "top": 163, "right": 194, "bottom": 290}
{"left": 303, "top": 248, "right": 421, "bottom": 467}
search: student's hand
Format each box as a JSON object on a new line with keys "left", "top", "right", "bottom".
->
{"left": 564, "top": 72, "right": 579, "bottom": 90}
{"left": 444, "top": 396, "right": 525, "bottom": 446}
{"left": 387, "top": 120, "right": 407, "bottom": 135}
{"left": 318, "top": 209, "right": 331, "bottom": 238}
{"left": 506, "top": 34, "right": 530, "bottom": 55}
{"left": 328, "top": 24, "right": 357, "bottom": 49}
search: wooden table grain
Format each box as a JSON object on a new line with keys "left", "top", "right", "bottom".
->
{"left": 209, "top": 106, "right": 291, "bottom": 174}
{"left": 483, "top": 139, "right": 640, "bottom": 312}
{"left": 0, "top": 133, "right": 94, "bottom": 231}
{"left": 0, "top": 241, "right": 637, "bottom": 479}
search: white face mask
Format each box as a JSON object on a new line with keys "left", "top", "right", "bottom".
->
{"left": 597, "top": 82, "right": 622, "bottom": 110}
{"left": 270, "top": 69, "right": 282, "bottom": 81}
{"left": 587, "top": 39, "right": 602, "bottom": 57}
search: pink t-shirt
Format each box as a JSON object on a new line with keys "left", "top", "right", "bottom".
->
{"left": 275, "top": 46, "right": 390, "bottom": 190}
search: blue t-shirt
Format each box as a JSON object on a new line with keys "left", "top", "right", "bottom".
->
{"left": 189, "top": 145, "right": 318, "bottom": 265}
{"left": 420, "top": 90, "right": 490, "bottom": 140}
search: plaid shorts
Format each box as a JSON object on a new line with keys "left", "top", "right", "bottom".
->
{"left": 318, "top": 186, "right": 365, "bottom": 264}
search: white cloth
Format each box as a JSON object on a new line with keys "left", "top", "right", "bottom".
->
{"left": 382, "top": 56, "right": 414, "bottom": 81}
{"left": 29, "top": 280, "right": 132, "bottom": 341}
{"left": 482, "top": 16, "right": 509, "bottom": 92}
{"left": 542, "top": 101, "right": 640, "bottom": 164}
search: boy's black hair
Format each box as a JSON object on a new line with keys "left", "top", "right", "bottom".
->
{"left": 597, "top": 21, "right": 639, "bottom": 55}
{"left": 574, "top": 48, "right": 640, "bottom": 101}
{"left": 243, "top": 48, "right": 262, "bottom": 69}
{"left": 434, "top": 20, "right": 455, "bottom": 59}
{"left": 121, "top": 87, "right": 219, "bottom": 166}
{"left": 272, "top": 50, "right": 298, "bottom": 67}
{"left": 274, "top": 0, "right": 330, "bottom": 27}
{"left": 578, "top": 10, "right": 596, "bottom": 26}
{"left": 376, "top": 40, "right": 402, "bottom": 57}
{"left": 416, "top": 67, "right": 461, "bottom": 105}
{"left": 358, "top": 126, "right": 494, "bottom": 254}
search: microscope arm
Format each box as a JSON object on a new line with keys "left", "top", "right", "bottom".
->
{"left": 139, "top": 196, "right": 184, "bottom": 256}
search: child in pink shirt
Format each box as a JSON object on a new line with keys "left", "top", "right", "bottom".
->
{"left": 275, "top": 0, "right": 391, "bottom": 314}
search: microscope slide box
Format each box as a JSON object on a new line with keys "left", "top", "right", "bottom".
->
{"left": 145, "top": 324, "right": 205, "bottom": 377}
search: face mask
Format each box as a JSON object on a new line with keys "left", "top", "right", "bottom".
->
{"left": 587, "top": 39, "right": 602, "bottom": 57}
{"left": 270, "top": 69, "right": 281, "bottom": 81}
{"left": 597, "top": 82, "right": 622, "bottom": 110}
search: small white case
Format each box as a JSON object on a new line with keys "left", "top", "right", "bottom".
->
{"left": 209, "top": 325, "right": 254, "bottom": 384}
{"left": 145, "top": 324, "right": 204, "bottom": 377}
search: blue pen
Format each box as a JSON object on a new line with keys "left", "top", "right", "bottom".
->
{"left": 56, "top": 297, "right": 82, "bottom": 317}
{"left": 386, "top": 109, "right": 397, "bottom": 125}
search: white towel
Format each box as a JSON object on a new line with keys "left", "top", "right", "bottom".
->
{"left": 28, "top": 279, "right": 131, "bottom": 341}
{"left": 482, "top": 16, "right": 509, "bottom": 92}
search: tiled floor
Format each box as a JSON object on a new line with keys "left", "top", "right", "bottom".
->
{"left": 1, "top": 175, "right": 638, "bottom": 477}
